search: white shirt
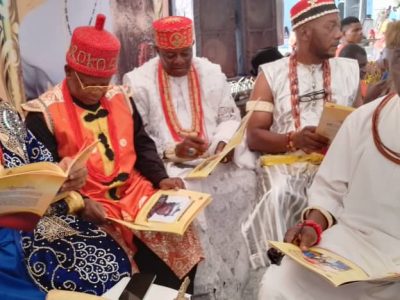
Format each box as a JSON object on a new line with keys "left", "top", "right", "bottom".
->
{"left": 309, "top": 95, "right": 400, "bottom": 276}
{"left": 123, "top": 56, "right": 241, "bottom": 159}
{"left": 261, "top": 57, "right": 360, "bottom": 133}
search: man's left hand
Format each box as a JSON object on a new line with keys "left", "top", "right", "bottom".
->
{"left": 214, "top": 141, "right": 233, "bottom": 163}
{"left": 59, "top": 157, "right": 88, "bottom": 192}
{"left": 159, "top": 177, "right": 185, "bottom": 190}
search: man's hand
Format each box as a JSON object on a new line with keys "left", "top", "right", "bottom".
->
{"left": 284, "top": 209, "right": 328, "bottom": 251}
{"left": 175, "top": 136, "right": 208, "bottom": 159}
{"left": 80, "top": 198, "right": 107, "bottom": 224}
{"left": 159, "top": 177, "right": 185, "bottom": 190}
{"left": 284, "top": 225, "right": 318, "bottom": 251}
{"left": 58, "top": 157, "right": 88, "bottom": 192}
{"left": 214, "top": 141, "right": 233, "bottom": 163}
{"left": 292, "top": 126, "right": 329, "bottom": 154}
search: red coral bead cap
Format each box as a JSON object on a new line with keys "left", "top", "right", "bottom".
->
{"left": 290, "top": 0, "right": 339, "bottom": 30}
{"left": 153, "top": 16, "right": 193, "bottom": 50}
{"left": 66, "top": 14, "right": 121, "bottom": 78}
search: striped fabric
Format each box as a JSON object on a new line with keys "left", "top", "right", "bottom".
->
{"left": 242, "top": 162, "right": 318, "bottom": 268}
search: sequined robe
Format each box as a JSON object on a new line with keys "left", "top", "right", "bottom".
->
{"left": 0, "top": 101, "right": 131, "bottom": 299}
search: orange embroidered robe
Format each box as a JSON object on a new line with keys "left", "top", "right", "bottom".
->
{"left": 23, "top": 82, "right": 203, "bottom": 278}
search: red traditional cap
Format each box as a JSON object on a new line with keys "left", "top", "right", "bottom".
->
{"left": 66, "top": 14, "right": 120, "bottom": 78}
{"left": 153, "top": 16, "right": 193, "bottom": 50}
{"left": 290, "top": 0, "right": 339, "bottom": 30}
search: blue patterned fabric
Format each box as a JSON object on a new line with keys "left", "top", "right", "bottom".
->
{"left": 21, "top": 215, "right": 131, "bottom": 295}
{"left": 0, "top": 128, "right": 131, "bottom": 296}
{"left": 0, "top": 229, "right": 46, "bottom": 300}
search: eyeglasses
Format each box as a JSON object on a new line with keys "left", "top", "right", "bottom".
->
{"left": 74, "top": 71, "right": 111, "bottom": 93}
{"left": 299, "top": 89, "right": 326, "bottom": 103}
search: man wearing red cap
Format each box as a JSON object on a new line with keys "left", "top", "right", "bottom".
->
{"left": 123, "top": 16, "right": 257, "bottom": 299}
{"left": 244, "top": 0, "right": 361, "bottom": 272}
{"left": 258, "top": 20, "right": 400, "bottom": 300}
{"left": 23, "top": 14, "right": 203, "bottom": 292}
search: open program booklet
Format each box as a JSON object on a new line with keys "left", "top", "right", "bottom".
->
{"left": 108, "top": 189, "right": 211, "bottom": 235}
{"left": 185, "top": 110, "right": 253, "bottom": 179}
{"left": 316, "top": 102, "right": 355, "bottom": 142}
{"left": 0, "top": 141, "right": 97, "bottom": 221}
{"left": 269, "top": 241, "right": 400, "bottom": 287}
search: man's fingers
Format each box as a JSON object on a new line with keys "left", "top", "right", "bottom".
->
{"left": 284, "top": 227, "right": 300, "bottom": 244}
{"left": 186, "top": 136, "right": 207, "bottom": 145}
{"left": 299, "top": 228, "right": 317, "bottom": 251}
{"left": 302, "top": 131, "right": 328, "bottom": 147}
{"left": 184, "top": 137, "right": 208, "bottom": 152}
{"left": 304, "top": 137, "right": 326, "bottom": 150}
{"left": 58, "top": 157, "right": 73, "bottom": 172}
{"left": 69, "top": 167, "right": 88, "bottom": 181}
{"left": 183, "top": 140, "right": 207, "bottom": 153}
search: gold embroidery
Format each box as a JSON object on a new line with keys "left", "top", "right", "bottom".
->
{"left": 38, "top": 216, "right": 79, "bottom": 242}
{"left": 0, "top": 101, "right": 28, "bottom": 161}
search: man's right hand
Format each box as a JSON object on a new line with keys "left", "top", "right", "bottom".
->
{"left": 284, "top": 225, "right": 318, "bottom": 251}
{"left": 292, "top": 126, "right": 329, "bottom": 153}
{"left": 80, "top": 198, "right": 107, "bottom": 224}
{"left": 175, "top": 136, "right": 209, "bottom": 159}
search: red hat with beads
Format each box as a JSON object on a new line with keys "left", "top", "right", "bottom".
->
{"left": 290, "top": 0, "right": 339, "bottom": 30}
{"left": 153, "top": 16, "right": 193, "bottom": 50}
{"left": 66, "top": 14, "right": 120, "bottom": 78}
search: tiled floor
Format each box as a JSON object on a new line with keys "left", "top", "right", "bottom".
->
{"left": 242, "top": 267, "right": 267, "bottom": 300}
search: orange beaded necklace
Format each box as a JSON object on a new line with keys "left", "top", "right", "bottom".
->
{"left": 372, "top": 92, "right": 400, "bottom": 165}
{"left": 289, "top": 53, "right": 332, "bottom": 130}
{"left": 158, "top": 62, "right": 204, "bottom": 141}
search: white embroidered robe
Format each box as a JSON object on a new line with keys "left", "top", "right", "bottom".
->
{"left": 123, "top": 56, "right": 258, "bottom": 300}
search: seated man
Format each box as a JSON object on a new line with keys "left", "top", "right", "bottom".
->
{"left": 259, "top": 20, "right": 400, "bottom": 299}
{"left": 339, "top": 44, "right": 368, "bottom": 80}
{"left": 339, "top": 44, "right": 392, "bottom": 104}
{"left": 23, "top": 14, "right": 202, "bottom": 292}
{"left": 335, "top": 16, "right": 363, "bottom": 56}
{"left": 123, "top": 16, "right": 257, "bottom": 299}
{"left": 245, "top": 0, "right": 360, "bottom": 267}
{"left": 0, "top": 99, "right": 131, "bottom": 299}
{"left": 250, "top": 47, "right": 283, "bottom": 76}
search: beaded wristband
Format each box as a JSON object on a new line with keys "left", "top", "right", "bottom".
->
{"left": 301, "top": 206, "right": 334, "bottom": 229}
{"left": 286, "top": 131, "right": 297, "bottom": 152}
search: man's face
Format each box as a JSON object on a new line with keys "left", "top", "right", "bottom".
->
{"left": 343, "top": 22, "right": 363, "bottom": 44}
{"left": 356, "top": 53, "right": 368, "bottom": 79}
{"left": 65, "top": 66, "right": 112, "bottom": 105}
{"left": 309, "top": 13, "right": 342, "bottom": 59}
{"left": 158, "top": 46, "right": 193, "bottom": 77}
{"left": 387, "top": 48, "right": 400, "bottom": 94}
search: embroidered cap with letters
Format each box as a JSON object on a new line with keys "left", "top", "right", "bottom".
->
{"left": 66, "top": 14, "right": 120, "bottom": 78}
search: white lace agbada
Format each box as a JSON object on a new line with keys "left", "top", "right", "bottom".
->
{"left": 124, "top": 57, "right": 258, "bottom": 300}
{"left": 123, "top": 56, "right": 241, "bottom": 159}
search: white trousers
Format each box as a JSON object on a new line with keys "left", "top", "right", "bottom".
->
{"left": 258, "top": 223, "right": 400, "bottom": 300}
{"left": 259, "top": 257, "right": 400, "bottom": 300}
